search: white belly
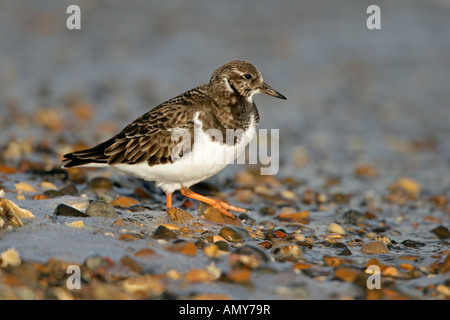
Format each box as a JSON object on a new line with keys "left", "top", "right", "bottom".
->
{"left": 115, "top": 114, "right": 257, "bottom": 193}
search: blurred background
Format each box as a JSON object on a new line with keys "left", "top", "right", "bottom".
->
{"left": 0, "top": 0, "right": 449, "bottom": 190}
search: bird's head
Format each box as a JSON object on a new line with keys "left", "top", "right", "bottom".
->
{"left": 210, "top": 60, "right": 286, "bottom": 102}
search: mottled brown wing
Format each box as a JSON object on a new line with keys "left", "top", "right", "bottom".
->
{"left": 104, "top": 103, "right": 199, "bottom": 166}
{"left": 63, "top": 86, "right": 220, "bottom": 168}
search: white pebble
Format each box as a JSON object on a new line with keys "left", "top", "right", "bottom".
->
{"left": 327, "top": 222, "right": 345, "bottom": 235}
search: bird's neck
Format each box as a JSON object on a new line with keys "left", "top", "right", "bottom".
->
{"left": 207, "top": 83, "right": 258, "bottom": 130}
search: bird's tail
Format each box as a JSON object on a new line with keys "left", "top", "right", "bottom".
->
{"left": 62, "top": 137, "right": 115, "bottom": 168}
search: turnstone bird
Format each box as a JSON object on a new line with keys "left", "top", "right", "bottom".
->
{"left": 62, "top": 60, "right": 286, "bottom": 217}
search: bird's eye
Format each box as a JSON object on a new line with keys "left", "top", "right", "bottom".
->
{"left": 244, "top": 73, "right": 252, "bottom": 80}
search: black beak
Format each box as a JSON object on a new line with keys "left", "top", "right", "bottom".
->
{"left": 258, "top": 82, "right": 286, "bottom": 100}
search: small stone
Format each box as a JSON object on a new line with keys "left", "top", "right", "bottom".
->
{"left": 134, "top": 248, "right": 156, "bottom": 257}
{"left": 274, "top": 229, "right": 288, "bottom": 238}
{"left": 160, "top": 223, "right": 180, "bottom": 231}
{"left": 165, "top": 241, "right": 197, "bottom": 256}
{"left": 431, "top": 225, "right": 450, "bottom": 239}
{"left": 226, "top": 268, "right": 251, "bottom": 283}
{"left": 43, "top": 190, "right": 65, "bottom": 198}
{"left": 85, "top": 200, "right": 118, "bottom": 218}
{"left": 153, "top": 225, "right": 178, "bottom": 239}
{"left": 334, "top": 267, "right": 361, "bottom": 282}
{"left": 88, "top": 177, "right": 113, "bottom": 191}
{"left": 198, "top": 202, "right": 241, "bottom": 226}
{"left": 234, "top": 189, "right": 255, "bottom": 203}
{"left": 294, "top": 233, "right": 305, "bottom": 242}
{"left": 439, "top": 254, "right": 450, "bottom": 274}
{"left": 119, "top": 233, "right": 138, "bottom": 241}
{"left": 402, "top": 239, "right": 426, "bottom": 248}
{"left": 203, "top": 244, "right": 220, "bottom": 258}
{"left": 277, "top": 207, "right": 309, "bottom": 222}
{"left": 360, "top": 241, "right": 389, "bottom": 254}
{"left": 230, "top": 243, "right": 270, "bottom": 267}
{"left": 0, "top": 197, "right": 35, "bottom": 228}
{"left": 33, "top": 194, "right": 51, "bottom": 200}
{"left": 373, "top": 235, "right": 392, "bottom": 246}
{"left": 343, "top": 209, "right": 366, "bottom": 225}
{"left": 40, "top": 181, "right": 57, "bottom": 190}
{"left": 323, "top": 255, "right": 353, "bottom": 267}
{"left": 83, "top": 255, "right": 109, "bottom": 271}
{"left": 167, "top": 207, "right": 194, "bottom": 224}
{"left": 120, "top": 255, "right": 143, "bottom": 273}
{"left": 122, "top": 275, "right": 164, "bottom": 296}
{"left": 59, "top": 183, "right": 79, "bottom": 196}
{"left": 53, "top": 203, "right": 88, "bottom": 217}
{"left": 399, "top": 263, "right": 414, "bottom": 271}
{"left": 0, "top": 248, "right": 21, "bottom": 267}
{"left": 382, "top": 266, "right": 399, "bottom": 277}
{"left": 15, "top": 182, "right": 36, "bottom": 193}
{"left": 328, "top": 222, "right": 346, "bottom": 235}
{"left": 219, "top": 226, "right": 250, "bottom": 242}
{"left": 259, "top": 206, "right": 276, "bottom": 216}
{"left": 397, "top": 177, "right": 420, "bottom": 195}
{"left": 184, "top": 268, "right": 214, "bottom": 283}
{"left": 214, "top": 240, "right": 230, "bottom": 252}
{"left": 436, "top": 284, "right": 450, "bottom": 296}
{"left": 110, "top": 196, "right": 139, "bottom": 208}
{"left": 65, "top": 220, "right": 84, "bottom": 228}
{"left": 354, "top": 164, "right": 378, "bottom": 178}
{"left": 274, "top": 244, "right": 303, "bottom": 261}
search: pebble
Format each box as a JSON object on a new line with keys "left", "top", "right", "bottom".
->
{"left": 214, "top": 240, "right": 231, "bottom": 252}
{"left": 59, "top": 183, "right": 79, "bottom": 196}
{"left": 360, "top": 241, "right": 389, "bottom": 254}
{"left": 277, "top": 207, "right": 309, "bottom": 222}
{"left": 184, "top": 268, "right": 215, "bottom": 283}
{"left": 233, "top": 243, "right": 270, "bottom": 263}
{"left": 88, "top": 177, "right": 114, "bottom": 191}
{"left": 120, "top": 255, "right": 143, "bottom": 273}
{"left": 53, "top": 203, "right": 88, "bottom": 217}
{"left": 342, "top": 209, "right": 366, "bottom": 225}
{"left": 122, "top": 275, "right": 165, "bottom": 297}
{"left": 85, "top": 200, "right": 118, "bottom": 218}
{"left": 110, "top": 196, "right": 139, "bottom": 208}
{"left": 65, "top": 220, "right": 84, "bottom": 228}
{"left": 165, "top": 241, "right": 197, "bottom": 256}
{"left": 323, "top": 255, "right": 353, "bottom": 267}
{"left": 439, "top": 254, "right": 450, "bottom": 274}
{"left": 259, "top": 206, "right": 276, "bottom": 216}
{"left": 0, "top": 248, "right": 21, "bottom": 267}
{"left": 396, "top": 177, "right": 420, "bottom": 195}
{"left": 226, "top": 268, "right": 251, "bottom": 283}
{"left": 43, "top": 190, "right": 65, "bottom": 198}
{"left": 198, "top": 202, "right": 241, "bottom": 226}
{"left": 83, "top": 255, "right": 105, "bottom": 271}
{"left": 167, "top": 207, "right": 194, "bottom": 224}
{"left": 15, "top": 182, "right": 37, "bottom": 193}
{"left": 334, "top": 267, "right": 361, "bottom": 282}
{"left": 273, "top": 244, "right": 303, "bottom": 261}
{"left": 327, "top": 222, "right": 346, "bottom": 235}
{"left": 402, "top": 239, "right": 426, "bottom": 248}
{"left": 219, "top": 226, "right": 250, "bottom": 242}
{"left": 152, "top": 225, "right": 178, "bottom": 240}
{"left": 431, "top": 225, "right": 450, "bottom": 239}
{"left": 203, "top": 244, "right": 220, "bottom": 258}
{"left": 0, "top": 197, "right": 35, "bottom": 228}
{"left": 134, "top": 248, "right": 156, "bottom": 257}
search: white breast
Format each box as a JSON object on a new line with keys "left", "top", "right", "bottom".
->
{"left": 115, "top": 113, "right": 257, "bottom": 193}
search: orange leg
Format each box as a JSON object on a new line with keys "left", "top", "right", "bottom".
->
{"left": 166, "top": 192, "right": 172, "bottom": 209}
{"left": 180, "top": 186, "right": 247, "bottom": 218}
